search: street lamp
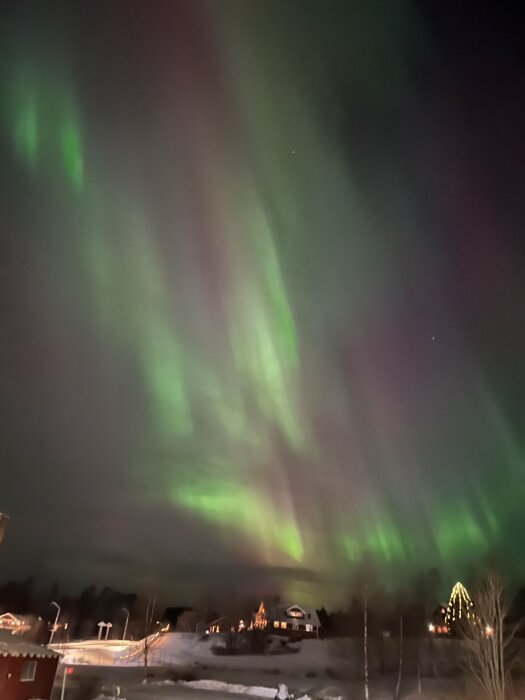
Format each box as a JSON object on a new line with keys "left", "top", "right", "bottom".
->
{"left": 49, "top": 601, "right": 61, "bottom": 645}
{"left": 121, "top": 608, "right": 130, "bottom": 641}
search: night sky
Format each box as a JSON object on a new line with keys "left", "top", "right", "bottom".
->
{"left": 1, "top": 0, "right": 523, "bottom": 605}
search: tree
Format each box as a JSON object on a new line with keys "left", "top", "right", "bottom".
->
{"left": 395, "top": 615, "right": 403, "bottom": 700}
{"left": 363, "top": 586, "right": 369, "bottom": 700}
{"left": 0, "top": 513, "right": 9, "bottom": 545}
{"left": 142, "top": 595, "right": 157, "bottom": 679}
{"left": 460, "top": 574, "right": 518, "bottom": 700}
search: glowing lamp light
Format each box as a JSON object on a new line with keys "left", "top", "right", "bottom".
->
{"left": 485, "top": 626, "right": 493, "bottom": 637}
{"left": 428, "top": 623, "right": 435, "bottom": 633}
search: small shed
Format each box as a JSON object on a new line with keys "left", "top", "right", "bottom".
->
{"left": 0, "top": 630, "right": 60, "bottom": 700}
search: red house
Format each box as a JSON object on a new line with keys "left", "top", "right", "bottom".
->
{"left": 0, "top": 631, "right": 60, "bottom": 700}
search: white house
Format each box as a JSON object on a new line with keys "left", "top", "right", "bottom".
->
{"left": 265, "top": 604, "right": 321, "bottom": 639}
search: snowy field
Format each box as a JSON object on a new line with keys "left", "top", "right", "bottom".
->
{"left": 50, "top": 664, "right": 460, "bottom": 700}
{"left": 52, "top": 633, "right": 334, "bottom": 670}
{"left": 49, "top": 633, "right": 464, "bottom": 699}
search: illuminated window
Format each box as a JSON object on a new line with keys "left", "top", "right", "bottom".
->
{"left": 21, "top": 660, "right": 37, "bottom": 682}
{"left": 273, "top": 621, "right": 279, "bottom": 628}
{"left": 305, "top": 624, "right": 313, "bottom": 632}
{"left": 280, "top": 622, "right": 286, "bottom": 629}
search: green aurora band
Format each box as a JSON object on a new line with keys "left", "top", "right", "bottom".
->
{"left": 2, "top": 1, "right": 524, "bottom": 600}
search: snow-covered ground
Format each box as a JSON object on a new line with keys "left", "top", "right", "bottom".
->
{"left": 51, "top": 668, "right": 458, "bottom": 700}
{"left": 50, "top": 634, "right": 463, "bottom": 699}
{"left": 52, "top": 633, "right": 333, "bottom": 670}
{"left": 178, "top": 679, "right": 283, "bottom": 697}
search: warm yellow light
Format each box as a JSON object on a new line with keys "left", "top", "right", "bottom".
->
{"left": 428, "top": 623, "right": 435, "bottom": 633}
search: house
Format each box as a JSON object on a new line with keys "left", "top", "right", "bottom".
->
{"left": 253, "top": 602, "right": 321, "bottom": 639}
{"left": 0, "top": 613, "right": 33, "bottom": 636}
{"left": 428, "top": 604, "right": 450, "bottom": 635}
{"left": 0, "top": 630, "right": 60, "bottom": 700}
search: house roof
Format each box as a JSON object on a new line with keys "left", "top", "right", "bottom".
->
{"left": 0, "top": 612, "right": 34, "bottom": 625}
{"left": 0, "top": 631, "right": 60, "bottom": 659}
{"left": 267, "top": 604, "right": 321, "bottom": 627}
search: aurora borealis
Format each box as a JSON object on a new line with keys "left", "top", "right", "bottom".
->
{"left": 1, "top": 1, "right": 523, "bottom": 604}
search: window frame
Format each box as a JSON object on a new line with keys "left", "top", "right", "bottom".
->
{"left": 20, "top": 659, "right": 37, "bottom": 682}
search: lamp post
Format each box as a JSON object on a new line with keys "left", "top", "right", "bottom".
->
{"left": 49, "top": 601, "right": 61, "bottom": 645}
{"left": 121, "top": 607, "right": 130, "bottom": 641}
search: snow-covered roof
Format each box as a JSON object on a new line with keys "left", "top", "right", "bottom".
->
{"left": 0, "top": 630, "right": 60, "bottom": 659}
{"left": 267, "top": 604, "right": 321, "bottom": 627}
{"left": 0, "top": 612, "right": 33, "bottom": 625}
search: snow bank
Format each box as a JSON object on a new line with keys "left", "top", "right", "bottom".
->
{"left": 179, "top": 678, "right": 283, "bottom": 698}
{"left": 142, "top": 679, "right": 176, "bottom": 686}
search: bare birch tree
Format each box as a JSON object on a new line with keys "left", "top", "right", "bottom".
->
{"left": 142, "top": 595, "right": 157, "bottom": 679}
{"left": 395, "top": 615, "right": 403, "bottom": 700}
{"left": 461, "top": 574, "right": 517, "bottom": 700}
{"left": 363, "top": 585, "right": 369, "bottom": 700}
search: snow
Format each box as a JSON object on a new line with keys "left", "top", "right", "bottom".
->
{"left": 275, "top": 683, "right": 289, "bottom": 699}
{"left": 54, "top": 633, "right": 332, "bottom": 671}
{"left": 51, "top": 634, "right": 459, "bottom": 700}
{"left": 178, "top": 679, "right": 282, "bottom": 698}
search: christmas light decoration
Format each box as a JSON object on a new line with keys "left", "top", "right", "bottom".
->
{"left": 445, "top": 581, "right": 475, "bottom": 626}
{"left": 253, "top": 602, "right": 268, "bottom": 630}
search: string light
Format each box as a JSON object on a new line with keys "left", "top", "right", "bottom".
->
{"left": 445, "top": 581, "right": 474, "bottom": 626}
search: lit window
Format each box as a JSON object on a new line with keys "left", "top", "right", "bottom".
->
{"left": 273, "top": 621, "right": 279, "bottom": 628}
{"left": 21, "top": 660, "right": 37, "bottom": 682}
{"left": 280, "top": 622, "right": 287, "bottom": 629}
{"left": 305, "top": 624, "right": 313, "bottom": 632}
